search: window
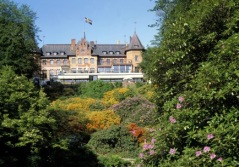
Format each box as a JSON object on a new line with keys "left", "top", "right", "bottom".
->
{"left": 84, "top": 58, "right": 88, "bottom": 64}
{"left": 135, "top": 67, "right": 140, "bottom": 72}
{"left": 113, "top": 65, "right": 119, "bottom": 73}
{"left": 84, "top": 68, "right": 88, "bottom": 73}
{"left": 46, "top": 52, "right": 51, "bottom": 56}
{"left": 109, "top": 51, "right": 114, "bottom": 55}
{"left": 57, "top": 59, "right": 61, "bottom": 65}
{"left": 50, "top": 69, "right": 54, "bottom": 75}
{"left": 134, "top": 45, "right": 139, "bottom": 48}
{"left": 116, "top": 51, "right": 120, "bottom": 55}
{"left": 78, "top": 68, "right": 83, "bottom": 73}
{"left": 120, "top": 59, "right": 124, "bottom": 64}
{"left": 42, "top": 60, "right": 46, "bottom": 65}
{"left": 53, "top": 52, "right": 58, "bottom": 55}
{"left": 113, "top": 59, "right": 117, "bottom": 64}
{"left": 90, "top": 58, "right": 94, "bottom": 64}
{"left": 71, "top": 68, "right": 76, "bottom": 73}
{"left": 102, "top": 51, "right": 107, "bottom": 55}
{"left": 78, "top": 58, "right": 82, "bottom": 64}
{"left": 50, "top": 59, "right": 54, "bottom": 64}
{"left": 72, "top": 58, "right": 76, "bottom": 64}
{"left": 120, "top": 65, "right": 125, "bottom": 72}
{"left": 60, "top": 52, "right": 65, "bottom": 55}
{"left": 90, "top": 68, "right": 95, "bottom": 73}
{"left": 56, "top": 69, "right": 60, "bottom": 75}
{"left": 107, "top": 59, "right": 110, "bottom": 65}
{"left": 63, "top": 59, "right": 68, "bottom": 65}
{"left": 99, "top": 58, "right": 104, "bottom": 65}
{"left": 135, "top": 55, "right": 139, "bottom": 62}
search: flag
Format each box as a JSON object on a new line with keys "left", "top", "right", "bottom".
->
{"left": 85, "top": 17, "right": 92, "bottom": 25}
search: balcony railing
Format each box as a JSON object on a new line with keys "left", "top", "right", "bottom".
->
{"left": 97, "top": 59, "right": 132, "bottom": 66}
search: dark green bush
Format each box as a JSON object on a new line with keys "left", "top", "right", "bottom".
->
{"left": 78, "top": 80, "right": 120, "bottom": 99}
{"left": 98, "top": 155, "right": 131, "bottom": 167}
{"left": 87, "top": 125, "right": 140, "bottom": 158}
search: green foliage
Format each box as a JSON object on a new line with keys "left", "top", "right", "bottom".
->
{"left": 112, "top": 96, "right": 157, "bottom": 126}
{"left": 138, "top": 0, "right": 239, "bottom": 166}
{"left": 0, "top": 0, "right": 39, "bottom": 78}
{"left": 0, "top": 66, "right": 55, "bottom": 166}
{"left": 78, "top": 80, "right": 121, "bottom": 99}
{"left": 42, "top": 81, "right": 64, "bottom": 101}
{"left": 87, "top": 125, "right": 140, "bottom": 158}
{"left": 98, "top": 155, "right": 131, "bottom": 167}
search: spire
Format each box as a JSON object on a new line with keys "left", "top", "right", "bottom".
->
{"left": 84, "top": 31, "right": 86, "bottom": 39}
{"left": 126, "top": 32, "right": 145, "bottom": 51}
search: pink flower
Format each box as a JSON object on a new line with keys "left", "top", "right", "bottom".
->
{"left": 169, "top": 148, "right": 176, "bottom": 155}
{"left": 143, "top": 143, "right": 153, "bottom": 150}
{"left": 178, "top": 96, "right": 184, "bottom": 103}
{"left": 176, "top": 103, "right": 182, "bottom": 109}
{"left": 137, "top": 164, "right": 141, "bottom": 167}
{"left": 139, "top": 153, "right": 144, "bottom": 158}
{"left": 151, "top": 138, "right": 156, "bottom": 144}
{"left": 203, "top": 146, "right": 210, "bottom": 153}
{"left": 207, "top": 134, "right": 214, "bottom": 140}
{"left": 196, "top": 150, "right": 201, "bottom": 157}
{"left": 131, "top": 130, "right": 136, "bottom": 135}
{"left": 169, "top": 116, "right": 176, "bottom": 123}
{"left": 210, "top": 153, "right": 216, "bottom": 159}
{"left": 217, "top": 157, "right": 223, "bottom": 162}
{"left": 143, "top": 143, "right": 149, "bottom": 150}
{"left": 148, "top": 144, "right": 154, "bottom": 149}
{"left": 150, "top": 128, "right": 155, "bottom": 132}
{"left": 149, "top": 150, "right": 155, "bottom": 155}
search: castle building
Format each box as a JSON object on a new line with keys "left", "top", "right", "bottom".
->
{"left": 40, "top": 32, "right": 145, "bottom": 83}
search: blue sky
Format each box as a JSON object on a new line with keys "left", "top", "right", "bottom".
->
{"left": 13, "top": 0, "right": 158, "bottom": 48}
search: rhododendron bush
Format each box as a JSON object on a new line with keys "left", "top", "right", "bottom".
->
{"left": 138, "top": 0, "right": 239, "bottom": 166}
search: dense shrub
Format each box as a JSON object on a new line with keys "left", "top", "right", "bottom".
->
{"left": 87, "top": 125, "right": 140, "bottom": 158}
{"left": 112, "top": 96, "right": 157, "bottom": 126}
{"left": 103, "top": 87, "right": 135, "bottom": 105}
{"left": 86, "top": 110, "right": 121, "bottom": 132}
{"left": 98, "top": 155, "right": 131, "bottom": 167}
{"left": 137, "top": 84, "right": 157, "bottom": 102}
{"left": 138, "top": 0, "right": 239, "bottom": 166}
{"left": 78, "top": 80, "right": 121, "bottom": 99}
{"left": 42, "top": 81, "right": 64, "bottom": 101}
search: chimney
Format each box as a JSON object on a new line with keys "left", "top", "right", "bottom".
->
{"left": 116, "top": 40, "right": 120, "bottom": 44}
{"left": 71, "top": 39, "right": 76, "bottom": 50}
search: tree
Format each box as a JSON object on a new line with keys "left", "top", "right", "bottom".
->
{"left": 0, "top": 66, "right": 55, "bottom": 166}
{"left": 139, "top": 0, "right": 239, "bottom": 166}
{"left": 0, "top": 0, "right": 39, "bottom": 78}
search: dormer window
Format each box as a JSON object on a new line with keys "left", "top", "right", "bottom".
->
{"left": 46, "top": 52, "right": 51, "bottom": 56}
{"left": 102, "top": 51, "right": 107, "bottom": 55}
{"left": 53, "top": 52, "right": 58, "bottom": 55}
{"left": 134, "top": 45, "right": 139, "bottom": 48}
{"left": 109, "top": 51, "right": 114, "bottom": 55}
{"left": 60, "top": 52, "right": 65, "bottom": 55}
{"left": 115, "top": 51, "right": 120, "bottom": 55}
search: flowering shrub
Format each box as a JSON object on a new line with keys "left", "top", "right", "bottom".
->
{"left": 137, "top": 0, "right": 239, "bottom": 166}
{"left": 103, "top": 87, "right": 135, "bottom": 105}
{"left": 51, "top": 97, "right": 108, "bottom": 112}
{"left": 137, "top": 84, "right": 157, "bottom": 102}
{"left": 128, "top": 123, "right": 147, "bottom": 143}
{"left": 86, "top": 110, "right": 121, "bottom": 132}
{"left": 112, "top": 96, "right": 157, "bottom": 126}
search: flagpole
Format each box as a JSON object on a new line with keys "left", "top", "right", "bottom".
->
{"left": 84, "top": 17, "right": 86, "bottom": 39}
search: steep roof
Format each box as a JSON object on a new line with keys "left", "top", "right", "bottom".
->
{"left": 91, "top": 44, "right": 126, "bottom": 57}
{"left": 41, "top": 44, "right": 75, "bottom": 57}
{"left": 126, "top": 32, "right": 145, "bottom": 51}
